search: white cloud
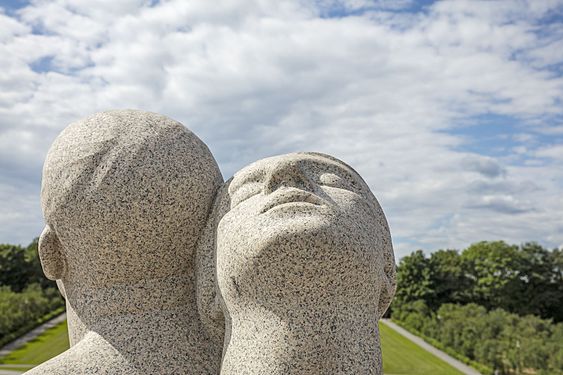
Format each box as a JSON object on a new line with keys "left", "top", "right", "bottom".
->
{"left": 461, "top": 156, "right": 506, "bottom": 178}
{"left": 314, "top": 0, "right": 417, "bottom": 13}
{"left": 0, "top": 11, "right": 30, "bottom": 41}
{"left": 536, "top": 124, "right": 563, "bottom": 135}
{"left": 535, "top": 144, "right": 563, "bottom": 160}
{"left": 0, "top": 0, "right": 562, "bottom": 257}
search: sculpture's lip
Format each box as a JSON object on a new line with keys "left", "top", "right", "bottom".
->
{"left": 260, "top": 189, "right": 326, "bottom": 214}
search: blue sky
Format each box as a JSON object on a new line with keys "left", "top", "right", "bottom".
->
{"left": 1, "top": 0, "right": 563, "bottom": 258}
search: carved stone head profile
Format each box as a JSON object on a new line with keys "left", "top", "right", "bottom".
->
{"left": 39, "top": 110, "right": 222, "bottom": 340}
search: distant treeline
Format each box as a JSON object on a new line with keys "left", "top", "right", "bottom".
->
{"left": 393, "top": 302, "right": 562, "bottom": 375}
{"left": 393, "top": 241, "right": 562, "bottom": 322}
{"left": 391, "top": 241, "right": 563, "bottom": 374}
{"left": 0, "top": 240, "right": 65, "bottom": 347}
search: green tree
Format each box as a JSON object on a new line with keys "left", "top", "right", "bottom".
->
{"left": 392, "top": 242, "right": 563, "bottom": 374}
{"left": 428, "top": 249, "right": 471, "bottom": 309}
{"left": 514, "top": 243, "right": 563, "bottom": 321}
{"left": 546, "top": 323, "right": 563, "bottom": 374}
{"left": 394, "top": 250, "right": 435, "bottom": 307}
{"left": 475, "top": 308, "right": 512, "bottom": 373}
{"left": 461, "top": 241, "right": 523, "bottom": 312}
{"left": 546, "top": 247, "right": 563, "bottom": 322}
{"left": 392, "top": 299, "right": 433, "bottom": 333}
{"left": 0, "top": 244, "right": 35, "bottom": 292}
{"left": 0, "top": 283, "right": 63, "bottom": 342}
{"left": 515, "top": 315, "right": 551, "bottom": 373}
{"left": 436, "top": 303, "right": 487, "bottom": 359}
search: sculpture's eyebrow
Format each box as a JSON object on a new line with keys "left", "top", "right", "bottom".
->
{"left": 228, "top": 166, "right": 266, "bottom": 195}
{"left": 327, "top": 162, "right": 354, "bottom": 177}
{"left": 314, "top": 158, "right": 365, "bottom": 189}
{"left": 316, "top": 158, "right": 355, "bottom": 178}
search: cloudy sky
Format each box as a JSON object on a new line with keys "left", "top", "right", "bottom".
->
{"left": 1, "top": 0, "right": 562, "bottom": 258}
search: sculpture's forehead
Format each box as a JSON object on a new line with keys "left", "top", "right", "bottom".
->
{"left": 233, "top": 153, "right": 354, "bottom": 181}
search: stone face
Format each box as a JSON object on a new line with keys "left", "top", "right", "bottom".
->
{"left": 200, "top": 152, "right": 396, "bottom": 375}
{"left": 31, "top": 110, "right": 224, "bottom": 374}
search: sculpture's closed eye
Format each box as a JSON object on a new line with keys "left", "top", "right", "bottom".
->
{"left": 319, "top": 172, "right": 342, "bottom": 186}
{"left": 230, "top": 182, "right": 262, "bottom": 208}
{"left": 318, "top": 171, "right": 358, "bottom": 192}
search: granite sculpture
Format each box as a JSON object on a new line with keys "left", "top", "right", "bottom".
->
{"left": 31, "top": 110, "right": 224, "bottom": 374}
{"left": 33, "top": 109, "right": 396, "bottom": 374}
{"left": 197, "top": 152, "right": 396, "bottom": 375}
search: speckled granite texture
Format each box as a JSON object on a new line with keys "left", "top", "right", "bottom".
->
{"left": 31, "top": 110, "right": 224, "bottom": 374}
{"left": 198, "top": 152, "right": 396, "bottom": 375}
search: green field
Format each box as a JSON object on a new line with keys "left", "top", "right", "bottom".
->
{"left": 0, "top": 320, "right": 69, "bottom": 372}
{"left": 0, "top": 320, "right": 463, "bottom": 374}
{"left": 381, "top": 323, "right": 463, "bottom": 375}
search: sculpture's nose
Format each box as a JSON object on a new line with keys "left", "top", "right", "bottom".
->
{"left": 263, "top": 159, "right": 315, "bottom": 194}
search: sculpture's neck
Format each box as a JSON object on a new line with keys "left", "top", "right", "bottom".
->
{"left": 222, "top": 307, "right": 382, "bottom": 375}
{"left": 62, "top": 274, "right": 222, "bottom": 373}
{"left": 64, "top": 274, "right": 199, "bottom": 343}
{"left": 67, "top": 308, "right": 221, "bottom": 374}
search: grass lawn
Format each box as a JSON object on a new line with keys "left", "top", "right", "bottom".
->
{"left": 1, "top": 319, "right": 463, "bottom": 374}
{"left": 380, "top": 323, "right": 464, "bottom": 375}
{"left": 0, "top": 320, "right": 69, "bottom": 368}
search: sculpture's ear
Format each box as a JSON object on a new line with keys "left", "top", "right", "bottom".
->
{"left": 38, "top": 225, "right": 67, "bottom": 280}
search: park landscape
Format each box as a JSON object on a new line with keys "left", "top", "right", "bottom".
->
{"left": 1, "top": 238, "right": 561, "bottom": 374}
{"left": 0, "top": 318, "right": 464, "bottom": 375}
{"left": 1, "top": 0, "right": 563, "bottom": 374}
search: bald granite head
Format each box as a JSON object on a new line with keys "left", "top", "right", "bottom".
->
{"left": 39, "top": 109, "right": 222, "bottom": 288}
{"left": 197, "top": 152, "right": 396, "bottom": 374}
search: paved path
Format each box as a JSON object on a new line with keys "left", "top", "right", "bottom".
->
{"left": 0, "top": 369, "right": 25, "bottom": 375}
{"left": 381, "top": 319, "right": 482, "bottom": 375}
{"left": 0, "top": 313, "right": 66, "bottom": 358}
{"left": 0, "top": 364, "right": 34, "bottom": 374}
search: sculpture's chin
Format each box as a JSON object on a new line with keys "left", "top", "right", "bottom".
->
{"left": 218, "top": 216, "right": 379, "bottom": 312}
{"left": 255, "top": 216, "right": 338, "bottom": 248}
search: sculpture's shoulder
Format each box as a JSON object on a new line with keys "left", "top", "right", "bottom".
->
{"left": 24, "top": 334, "right": 137, "bottom": 375}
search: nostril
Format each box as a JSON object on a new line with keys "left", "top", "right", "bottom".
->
{"left": 265, "top": 173, "right": 312, "bottom": 194}
{"left": 264, "top": 160, "right": 316, "bottom": 194}
{"left": 263, "top": 174, "right": 277, "bottom": 194}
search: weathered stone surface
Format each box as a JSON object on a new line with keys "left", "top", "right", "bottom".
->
{"left": 199, "top": 152, "right": 396, "bottom": 375}
{"left": 31, "top": 110, "right": 223, "bottom": 374}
